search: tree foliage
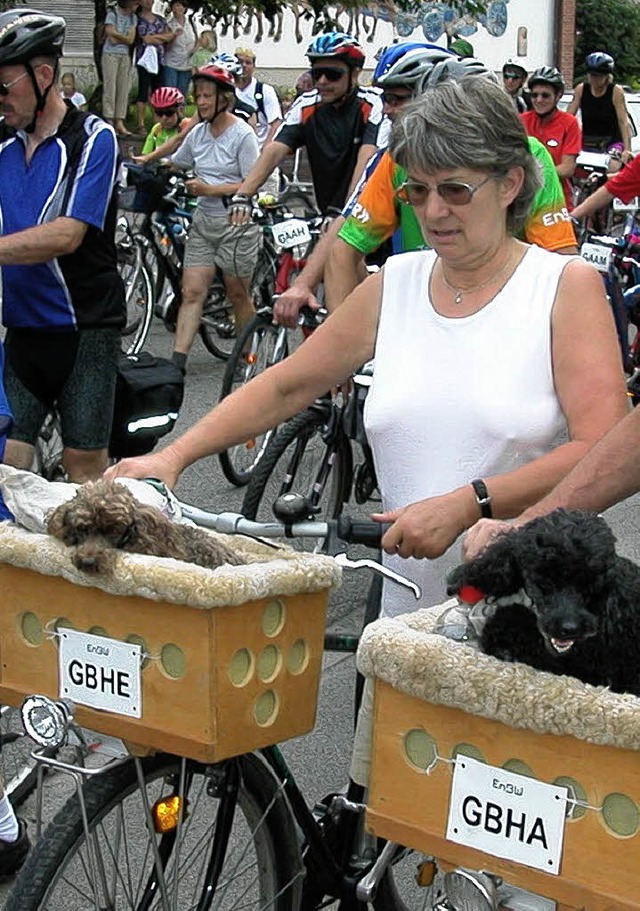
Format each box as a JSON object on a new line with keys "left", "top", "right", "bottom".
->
{"left": 575, "top": 0, "right": 640, "bottom": 84}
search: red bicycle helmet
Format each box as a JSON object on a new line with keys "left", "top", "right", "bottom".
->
{"left": 150, "top": 86, "right": 184, "bottom": 110}
{"left": 193, "top": 63, "right": 236, "bottom": 91}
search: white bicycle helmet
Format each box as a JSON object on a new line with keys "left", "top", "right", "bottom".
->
{"left": 212, "top": 51, "right": 243, "bottom": 78}
{"left": 373, "top": 42, "right": 453, "bottom": 90}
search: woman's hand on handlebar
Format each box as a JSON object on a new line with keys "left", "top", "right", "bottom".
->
{"left": 104, "top": 449, "right": 182, "bottom": 490}
{"left": 372, "top": 488, "right": 474, "bottom": 560}
{"left": 462, "top": 517, "right": 513, "bottom": 561}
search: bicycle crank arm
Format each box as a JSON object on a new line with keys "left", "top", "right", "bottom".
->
{"left": 334, "top": 554, "right": 421, "bottom": 600}
{"left": 355, "top": 840, "right": 401, "bottom": 903}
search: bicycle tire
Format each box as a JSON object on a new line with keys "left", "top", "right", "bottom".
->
{"left": 6, "top": 751, "right": 302, "bottom": 911}
{"left": 198, "top": 288, "right": 237, "bottom": 361}
{"left": 373, "top": 851, "right": 445, "bottom": 910}
{"left": 117, "top": 239, "right": 154, "bottom": 355}
{"left": 218, "top": 312, "right": 289, "bottom": 486}
{"left": 241, "top": 407, "right": 352, "bottom": 551}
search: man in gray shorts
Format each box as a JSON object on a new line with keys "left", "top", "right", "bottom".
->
{"left": 170, "top": 62, "right": 260, "bottom": 372}
{"left": 0, "top": 8, "right": 125, "bottom": 481}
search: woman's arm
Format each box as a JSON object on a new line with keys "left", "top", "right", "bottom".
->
{"left": 556, "top": 153, "right": 578, "bottom": 179}
{"left": 571, "top": 183, "right": 614, "bottom": 219}
{"left": 105, "top": 271, "right": 383, "bottom": 487}
{"left": 376, "top": 258, "right": 629, "bottom": 558}
{"left": 613, "top": 84, "right": 631, "bottom": 151}
{"left": 566, "top": 84, "right": 582, "bottom": 117}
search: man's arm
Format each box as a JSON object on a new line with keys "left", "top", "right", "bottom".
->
{"left": 346, "top": 143, "right": 377, "bottom": 198}
{"left": 556, "top": 153, "right": 578, "bottom": 179}
{"left": 236, "top": 140, "right": 290, "bottom": 197}
{"left": 324, "top": 236, "right": 368, "bottom": 309}
{"left": 0, "top": 217, "right": 87, "bottom": 265}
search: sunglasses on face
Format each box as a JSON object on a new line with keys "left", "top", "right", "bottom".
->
{"left": 395, "top": 175, "right": 491, "bottom": 207}
{"left": 503, "top": 73, "right": 523, "bottom": 81}
{"left": 0, "top": 71, "right": 29, "bottom": 96}
{"left": 382, "top": 90, "right": 412, "bottom": 106}
{"left": 311, "top": 66, "right": 348, "bottom": 83}
{"left": 531, "top": 91, "right": 554, "bottom": 100}
{"left": 154, "top": 107, "right": 178, "bottom": 117}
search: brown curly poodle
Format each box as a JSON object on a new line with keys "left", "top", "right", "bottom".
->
{"left": 46, "top": 479, "right": 245, "bottom": 575}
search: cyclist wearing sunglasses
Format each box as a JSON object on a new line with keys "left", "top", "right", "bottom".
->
{"left": 567, "top": 52, "right": 631, "bottom": 156}
{"left": 520, "top": 67, "right": 581, "bottom": 210}
{"left": 0, "top": 8, "right": 125, "bottom": 487}
{"left": 502, "top": 58, "right": 530, "bottom": 113}
{"left": 227, "top": 31, "right": 383, "bottom": 226}
{"left": 141, "top": 85, "right": 187, "bottom": 154}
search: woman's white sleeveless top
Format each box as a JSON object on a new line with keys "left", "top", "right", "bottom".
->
{"left": 364, "top": 245, "right": 570, "bottom": 616}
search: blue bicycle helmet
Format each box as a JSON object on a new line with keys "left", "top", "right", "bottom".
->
{"left": 306, "top": 32, "right": 365, "bottom": 67}
{"left": 212, "top": 51, "right": 243, "bottom": 77}
{"left": 417, "top": 56, "right": 498, "bottom": 93}
{"left": 373, "top": 42, "right": 454, "bottom": 90}
{"left": 585, "top": 51, "right": 614, "bottom": 74}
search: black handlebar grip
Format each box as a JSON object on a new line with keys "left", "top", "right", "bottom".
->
{"left": 336, "top": 516, "right": 389, "bottom": 547}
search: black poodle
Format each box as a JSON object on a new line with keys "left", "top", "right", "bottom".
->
{"left": 446, "top": 509, "right": 640, "bottom": 696}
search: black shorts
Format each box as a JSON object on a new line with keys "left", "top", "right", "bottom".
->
{"left": 136, "top": 65, "right": 161, "bottom": 104}
{"left": 3, "top": 327, "right": 120, "bottom": 450}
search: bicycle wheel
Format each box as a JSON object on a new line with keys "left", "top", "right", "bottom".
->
{"left": 374, "top": 851, "right": 445, "bottom": 910}
{"left": 218, "top": 312, "right": 289, "bottom": 487}
{"left": 241, "top": 406, "right": 352, "bottom": 551}
{"left": 117, "top": 239, "right": 154, "bottom": 355}
{"left": 6, "top": 751, "right": 302, "bottom": 911}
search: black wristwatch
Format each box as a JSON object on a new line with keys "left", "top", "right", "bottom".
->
{"left": 470, "top": 478, "right": 492, "bottom": 519}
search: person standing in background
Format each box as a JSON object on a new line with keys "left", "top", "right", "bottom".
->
{"left": 102, "top": 0, "right": 137, "bottom": 137}
{"left": 233, "top": 46, "right": 282, "bottom": 194}
{"left": 568, "top": 52, "right": 631, "bottom": 155}
{"left": 164, "top": 0, "right": 196, "bottom": 96}
{"left": 134, "top": 0, "right": 173, "bottom": 134}
{"left": 60, "top": 71, "right": 86, "bottom": 110}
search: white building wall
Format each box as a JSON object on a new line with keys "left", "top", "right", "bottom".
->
{"left": 214, "top": 0, "right": 556, "bottom": 85}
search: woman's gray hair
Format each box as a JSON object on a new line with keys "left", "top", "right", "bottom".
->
{"left": 389, "top": 76, "right": 542, "bottom": 233}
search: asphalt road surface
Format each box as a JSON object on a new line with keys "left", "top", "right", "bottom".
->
{"left": 1, "top": 317, "right": 640, "bottom": 907}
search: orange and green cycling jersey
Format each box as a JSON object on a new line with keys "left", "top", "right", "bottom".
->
{"left": 339, "top": 136, "right": 577, "bottom": 254}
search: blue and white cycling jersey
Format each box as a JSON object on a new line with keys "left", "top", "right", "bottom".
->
{"left": 0, "top": 344, "right": 13, "bottom": 522}
{"left": 0, "top": 108, "right": 125, "bottom": 330}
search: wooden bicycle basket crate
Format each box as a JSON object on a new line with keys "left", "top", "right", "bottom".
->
{"left": 358, "top": 605, "right": 640, "bottom": 911}
{"left": 0, "top": 522, "right": 340, "bottom": 763}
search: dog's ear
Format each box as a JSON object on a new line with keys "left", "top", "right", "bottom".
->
{"left": 447, "top": 534, "right": 524, "bottom": 597}
{"left": 46, "top": 502, "right": 72, "bottom": 541}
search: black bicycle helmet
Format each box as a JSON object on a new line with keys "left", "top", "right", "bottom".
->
{"left": 0, "top": 8, "right": 65, "bottom": 66}
{"left": 528, "top": 66, "right": 565, "bottom": 93}
{"left": 417, "top": 56, "right": 498, "bottom": 93}
{"left": 585, "top": 51, "right": 615, "bottom": 74}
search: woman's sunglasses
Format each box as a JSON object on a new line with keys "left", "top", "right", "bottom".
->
{"left": 382, "top": 91, "right": 412, "bottom": 106}
{"left": 154, "top": 107, "right": 178, "bottom": 117}
{"left": 395, "top": 176, "right": 491, "bottom": 207}
{"left": 311, "top": 66, "right": 347, "bottom": 83}
{"left": 0, "top": 71, "right": 29, "bottom": 96}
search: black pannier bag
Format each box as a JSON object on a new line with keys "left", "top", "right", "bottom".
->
{"left": 110, "top": 352, "right": 184, "bottom": 459}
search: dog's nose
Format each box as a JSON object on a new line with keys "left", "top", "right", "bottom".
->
{"left": 556, "top": 619, "right": 580, "bottom": 638}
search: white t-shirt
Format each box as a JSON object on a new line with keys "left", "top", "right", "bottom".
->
{"left": 235, "top": 77, "right": 282, "bottom": 148}
{"left": 164, "top": 15, "right": 197, "bottom": 71}
{"left": 171, "top": 118, "right": 259, "bottom": 215}
{"left": 365, "top": 245, "right": 571, "bottom": 616}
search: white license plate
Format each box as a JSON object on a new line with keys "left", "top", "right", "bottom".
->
{"left": 271, "top": 218, "right": 312, "bottom": 251}
{"left": 580, "top": 242, "right": 612, "bottom": 272}
{"left": 613, "top": 196, "right": 639, "bottom": 212}
{"left": 446, "top": 755, "right": 568, "bottom": 874}
{"left": 59, "top": 629, "right": 142, "bottom": 718}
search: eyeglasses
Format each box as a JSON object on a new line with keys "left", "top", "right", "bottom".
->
{"left": 311, "top": 66, "right": 348, "bottom": 83}
{"left": 154, "top": 107, "right": 178, "bottom": 117}
{"left": 503, "top": 73, "right": 523, "bottom": 80}
{"left": 395, "top": 175, "right": 491, "bottom": 207}
{"left": 0, "top": 71, "right": 28, "bottom": 96}
{"left": 531, "top": 91, "right": 554, "bottom": 100}
{"left": 382, "top": 90, "right": 412, "bottom": 106}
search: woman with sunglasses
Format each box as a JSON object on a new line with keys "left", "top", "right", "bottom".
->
{"left": 520, "top": 67, "right": 581, "bottom": 210}
{"left": 141, "top": 85, "right": 186, "bottom": 154}
{"left": 568, "top": 52, "right": 631, "bottom": 156}
{"left": 106, "top": 77, "right": 626, "bottom": 615}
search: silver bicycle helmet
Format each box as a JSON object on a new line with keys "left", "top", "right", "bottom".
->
{"left": 373, "top": 42, "right": 453, "bottom": 90}
{"left": 585, "top": 51, "right": 615, "bottom": 74}
{"left": 0, "top": 7, "right": 65, "bottom": 65}
{"left": 417, "top": 56, "right": 498, "bottom": 93}
{"left": 528, "top": 66, "right": 565, "bottom": 93}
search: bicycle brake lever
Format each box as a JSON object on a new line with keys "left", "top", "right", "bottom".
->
{"left": 333, "top": 553, "right": 421, "bottom": 600}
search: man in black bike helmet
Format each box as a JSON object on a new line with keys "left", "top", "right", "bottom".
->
{"left": 521, "top": 66, "right": 581, "bottom": 209}
{"left": 502, "top": 57, "right": 530, "bottom": 112}
{"left": 568, "top": 51, "right": 631, "bottom": 155}
{"left": 0, "top": 8, "right": 125, "bottom": 486}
